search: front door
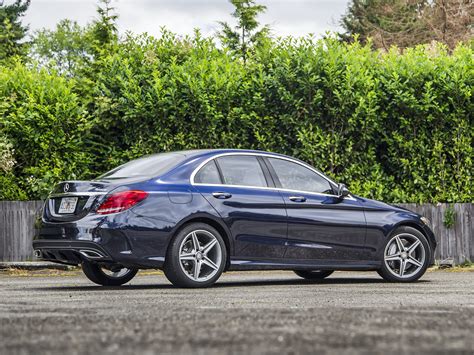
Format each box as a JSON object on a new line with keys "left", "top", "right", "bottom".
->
{"left": 193, "top": 155, "right": 288, "bottom": 261}
{"left": 264, "top": 157, "right": 368, "bottom": 263}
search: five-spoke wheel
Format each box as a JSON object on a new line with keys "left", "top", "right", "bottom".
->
{"left": 378, "top": 226, "right": 430, "bottom": 282}
{"left": 82, "top": 261, "right": 138, "bottom": 286}
{"left": 178, "top": 230, "right": 223, "bottom": 282}
{"left": 164, "top": 223, "right": 227, "bottom": 287}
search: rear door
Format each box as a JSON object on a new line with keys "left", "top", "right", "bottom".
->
{"left": 193, "top": 155, "right": 288, "bottom": 260}
{"left": 264, "top": 157, "right": 368, "bottom": 262}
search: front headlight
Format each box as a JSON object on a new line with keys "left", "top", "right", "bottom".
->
{"left": 420, "top": 216, "right": 431, "bottom": 227}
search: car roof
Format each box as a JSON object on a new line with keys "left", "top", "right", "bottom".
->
{"left": 175, "top": 149, "right": 289, "bottom": 159}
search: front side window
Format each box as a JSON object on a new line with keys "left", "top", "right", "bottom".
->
{"left": 216, "top": 156, "right": 267, "bottom": 187}
{"left": 194, "top": 160, "right": 222, "bottom": 184}
{"left": 268, "top": 158, "right": 333, "bottom": 194}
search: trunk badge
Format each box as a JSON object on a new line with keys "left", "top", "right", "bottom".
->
{"left": 64, "top": 183, "right": 70, "bottom": 192}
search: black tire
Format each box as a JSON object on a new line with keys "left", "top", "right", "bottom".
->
{"left": 164, "top": 223, "right": 227, "bottom": 288}
{"left": 82, "top": 261, "right": 138, "bottom": 286}
{"left": 294, "top": 270, "right": 334, "bottom": 280}
{"left": 378, "top": 226, "right": 431, "bottom": 282}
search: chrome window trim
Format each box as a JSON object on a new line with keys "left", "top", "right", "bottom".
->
{"left": 189, "top": 152, "right": 355, "bottom": 200}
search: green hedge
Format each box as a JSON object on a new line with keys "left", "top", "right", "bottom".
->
{"left": 0, "top": 35, "right": 472, "bottom": 202}
{"left": 0, "top": 63, "right": 91, "bottom": 198}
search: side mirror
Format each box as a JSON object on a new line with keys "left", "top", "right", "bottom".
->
{"left": 336, "top": 183, "right": 350, "bottom": 198}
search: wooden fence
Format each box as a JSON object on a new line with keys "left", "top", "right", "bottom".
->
{"left": 0, "top": 201, "right": 472, "bottom": 264}
{"left": 398, "top": 203, "right": 473, "bottom": 265}
{"left": 0, "top": 201, "right": 44, "bottom": 262}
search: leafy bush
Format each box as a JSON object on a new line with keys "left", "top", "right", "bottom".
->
{"left": 0, "top": 62, "right": 92, "bottom": 199}
{"left": 0, "top": 34, "right": 472, "bottom": 202}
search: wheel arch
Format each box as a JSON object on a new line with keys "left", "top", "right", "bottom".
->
{"left": 167, "top": 214, "right": 233, "bottom": 271}
{"left": 391, "top": 221, "right": 436, "bottom": 264}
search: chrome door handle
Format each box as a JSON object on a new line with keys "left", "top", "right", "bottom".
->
{"left": 212, "top": 192, "right": 232, "bottom": 199}
{"left": 289, "top": 196, "right": 306, "bottom": 202}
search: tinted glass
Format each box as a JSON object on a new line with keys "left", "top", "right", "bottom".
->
{"left": 97, "top": 153, "right": 185, "bottom": 179}
{"left": 194, "top": 160, "right": 222, "bottom": 184}
{"left": 217, "top": 156, "right": 267, "bottom": 187}
{"left": 268, "top": 158, "right": 333, "bottom": 194}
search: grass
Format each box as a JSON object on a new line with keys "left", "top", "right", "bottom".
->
{"left": 428, "top": 262, "right": 474, "bottom": 272}
{"left": 0, "top": 267, "right": 82, "bottom": 277}
{"left": 0, "top": 267, "right": 163, "bottom": 278}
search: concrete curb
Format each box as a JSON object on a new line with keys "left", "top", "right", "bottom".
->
{"left": 0, "top": 262, "right": 76, "bottom": 271}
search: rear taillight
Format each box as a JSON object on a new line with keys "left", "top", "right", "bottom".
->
{"left": 96, "top": 190, "right": 148, "bottom": 215}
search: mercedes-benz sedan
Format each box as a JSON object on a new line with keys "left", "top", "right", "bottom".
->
{"left": 34, "top": 149, "right": 436, "bottom": 287}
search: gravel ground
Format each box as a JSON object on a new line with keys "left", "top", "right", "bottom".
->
{"left": 0, "top": 270, "right": 473, "bottom": 354}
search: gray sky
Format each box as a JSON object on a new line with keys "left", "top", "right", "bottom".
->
{"left": 19, "top": 0, "right": 350, "bottom": 38}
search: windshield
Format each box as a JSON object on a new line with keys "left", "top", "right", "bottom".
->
{"left": 96, "top": 153, "right": 186, "bottom": 180}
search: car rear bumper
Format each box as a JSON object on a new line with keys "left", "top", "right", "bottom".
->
{"left": 34, "top": 212, "right": 170, "bottom": 269}
{"left": 32, "top": 240, "right": 113, "bottom": 265}
{"left": 33, "top": 238, "right": 166, "bottom": 269}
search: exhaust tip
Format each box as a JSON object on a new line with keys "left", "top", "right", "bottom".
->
{"left": 34, "top": 249, "right": 42, "bottom": 258}
{"left": 79, "top": 249, "right": 104, "bottom": 259}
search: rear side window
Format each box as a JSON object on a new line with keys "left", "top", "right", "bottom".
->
{"left": 268, "top": 158, "right": 333, "bottom": 194}
{"left": 194, "top": 160, "right": 222, "bottom": 184}
{"left": 97, "top": 153, "right": 185, "bottom": 180}
{"left": 216, "top": 156, "right": 267, "bottom": 187}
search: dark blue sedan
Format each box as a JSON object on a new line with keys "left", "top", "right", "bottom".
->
{"left": 34, "top": 149, "right": 436, "bottom": 287}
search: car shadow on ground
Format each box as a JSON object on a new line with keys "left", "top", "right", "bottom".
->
{"left": 32, "top": 276, "right": 429, "bottom": 292}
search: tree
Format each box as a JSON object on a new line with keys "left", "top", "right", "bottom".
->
{"left": 0, "top": 0, "right": 30, "bottom": 61}
{"left": 422, "top": 0, "right": 474, "bottom": 49}
{"left": 31, "top": 19, "right": 93, "bottom": 75}
{"left": 91, "top": 0, "right": 118, "bottom": 49}
{"left": 30, "top": 0, "right": 119, "bottom": 76}
{"left": 340, "top": 0, "right": 473, "bottom": 50}
{"left": 219, "top": 0, "right": 270, "bottom": 62}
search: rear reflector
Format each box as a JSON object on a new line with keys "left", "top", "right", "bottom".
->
{"left": 96, "top": 190, "right": 148, "bottom": 215}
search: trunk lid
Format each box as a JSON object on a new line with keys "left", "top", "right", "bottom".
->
{"left": 44, "top": 181, "right": 114, "bottom": 222}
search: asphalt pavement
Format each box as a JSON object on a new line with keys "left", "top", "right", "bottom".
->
{"left": 0, "top": 270, "right": 473, "bottom": 354}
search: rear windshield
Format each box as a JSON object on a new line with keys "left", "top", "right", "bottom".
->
{"left": 97, "top": 153, "right": 186, "bottom": 180}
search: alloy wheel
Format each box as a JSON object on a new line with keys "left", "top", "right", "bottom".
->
{"left": 384, "top": 233, "right": 426, "bottom": 279}
{"left": 100, "top": 266, "right": 133, "bottom": 278}
{"left": 178, "top": 230, "right": 222, "bottom": 282}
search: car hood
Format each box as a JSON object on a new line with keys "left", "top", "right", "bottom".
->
{"left": 355, "top": 196, "right": 414, "bottom": 213}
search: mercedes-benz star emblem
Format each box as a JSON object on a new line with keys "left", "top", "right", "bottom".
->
{"left": 63, "top": 183, "right": 70, "bottom": 192}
